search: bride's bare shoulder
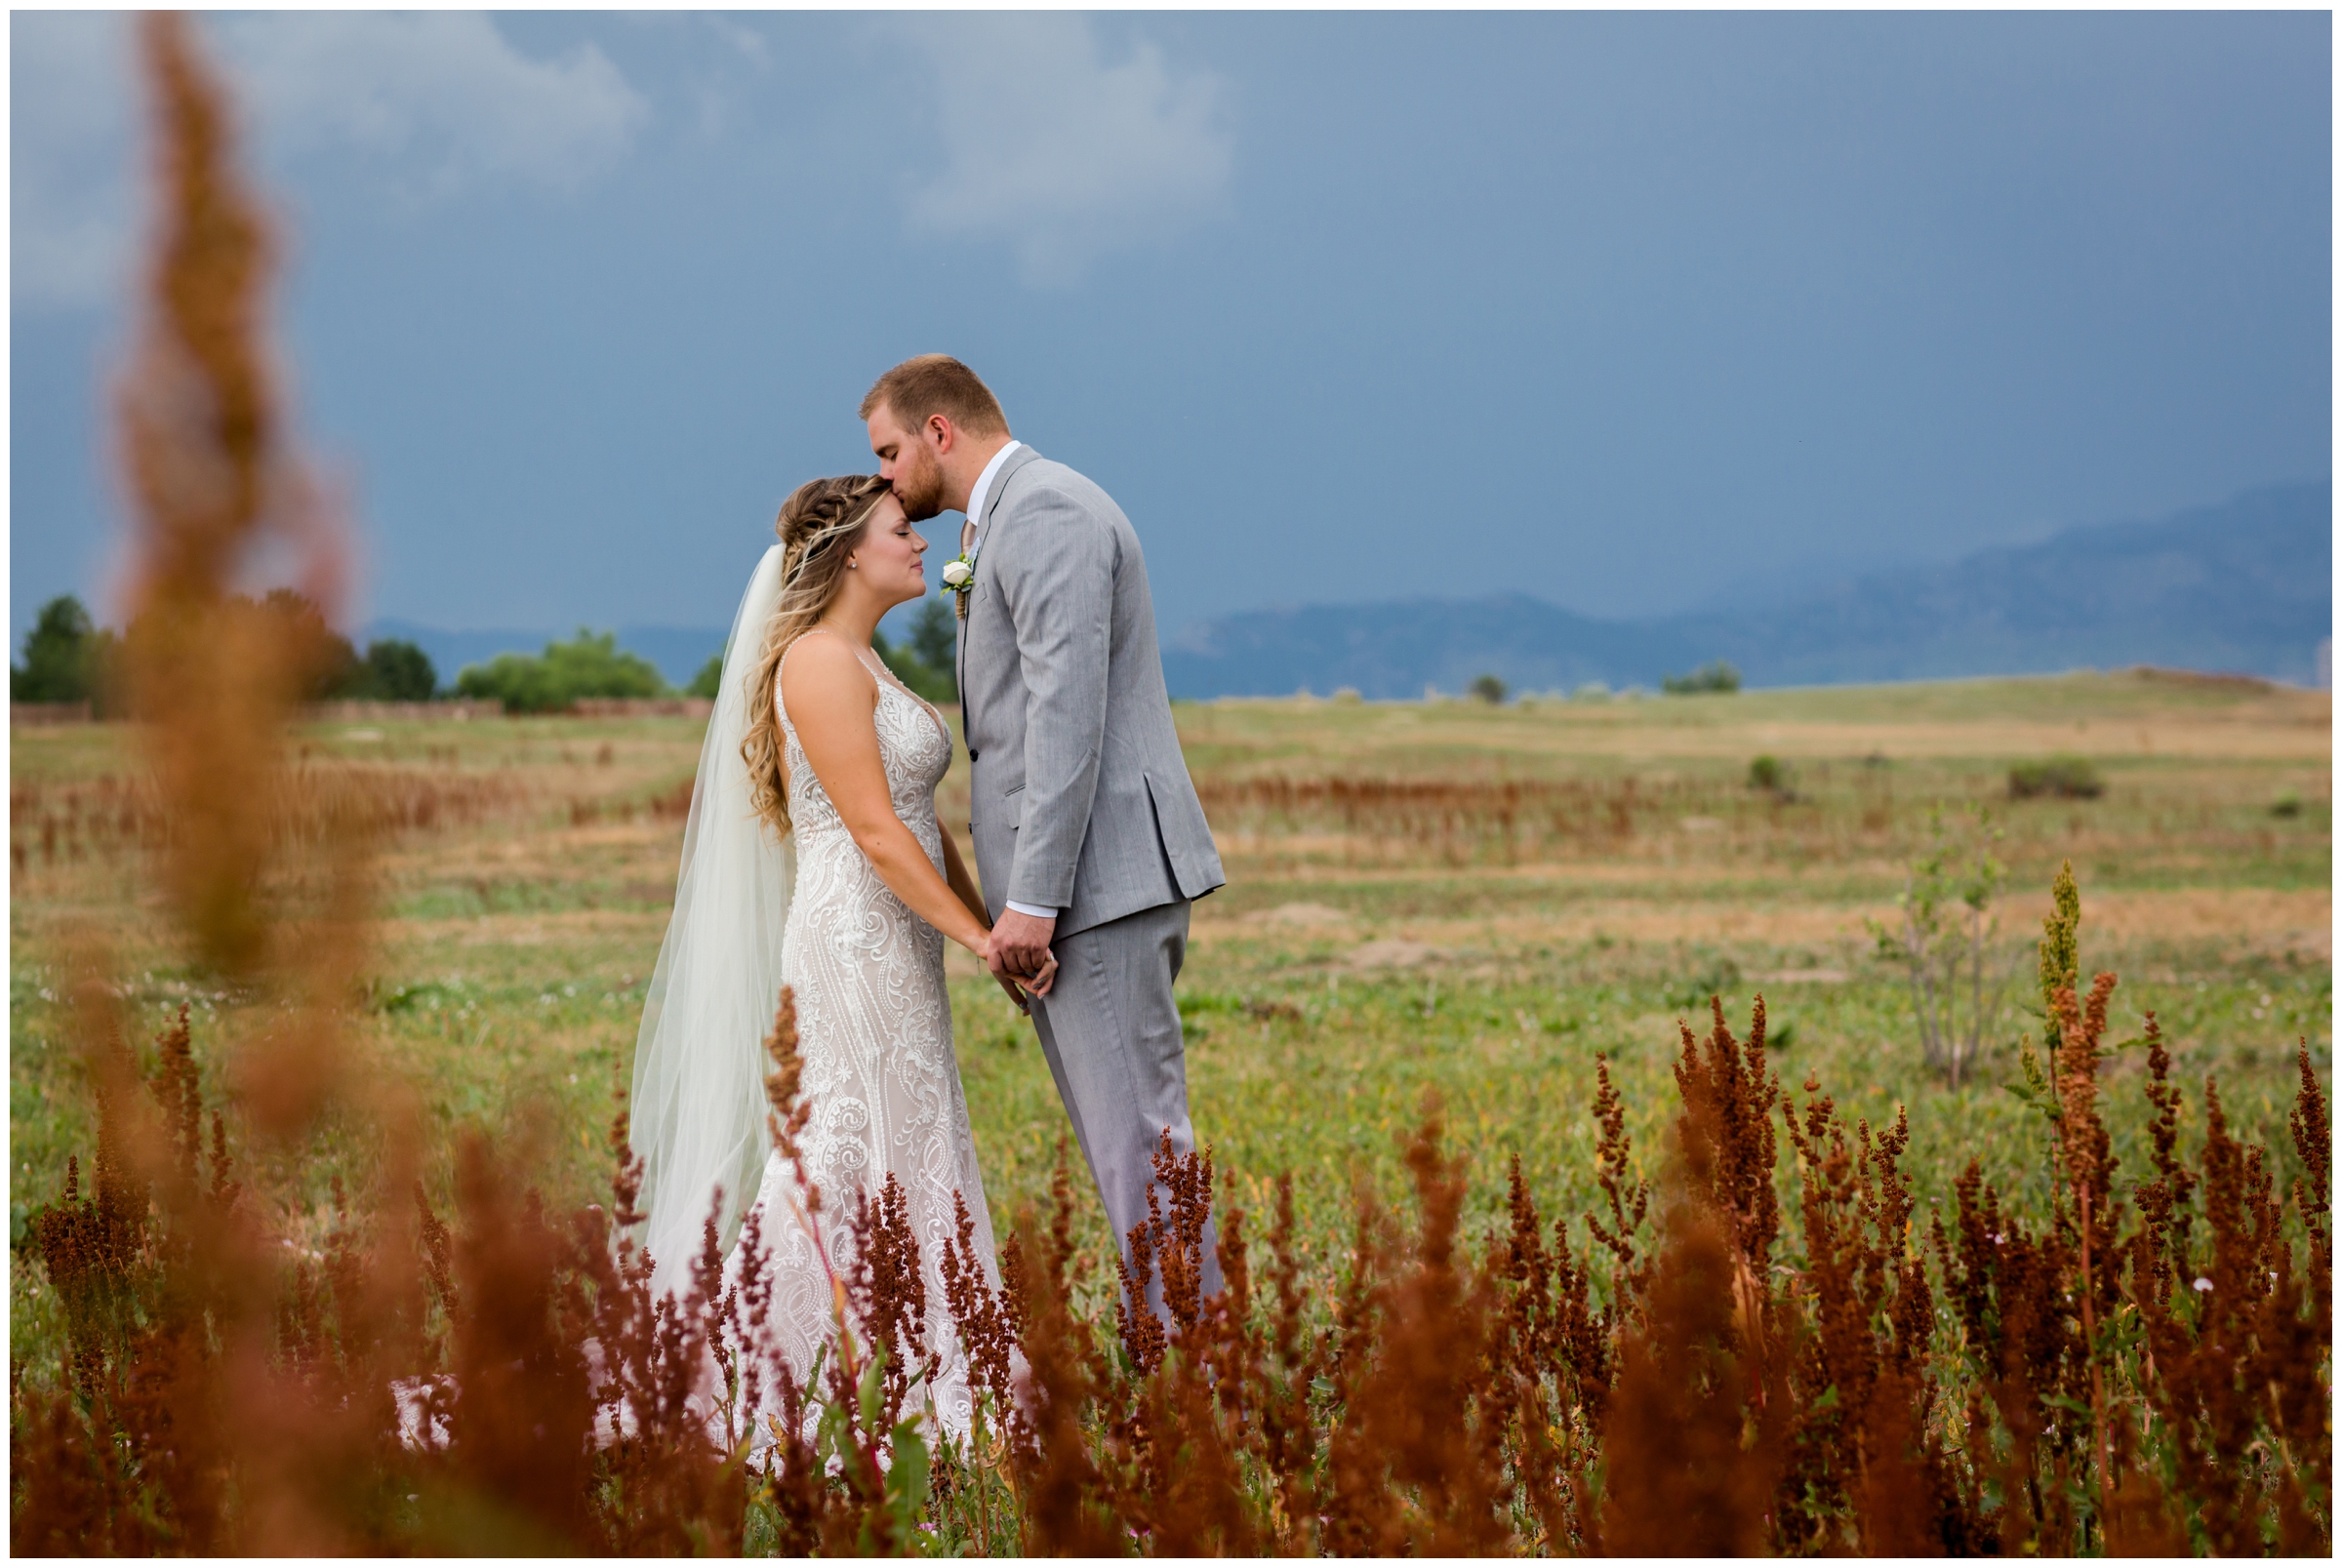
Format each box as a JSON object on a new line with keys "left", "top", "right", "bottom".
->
{"left": 778, "top": 630, "right": 876, "bottom": 717}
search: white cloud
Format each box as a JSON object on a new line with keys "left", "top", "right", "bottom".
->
{"left": 216, "top": 13, "right": 649, "bottom": 199}
{"left": 10, "top": 13, "right": 649, "bottom": 312}
{"left": 894, "top": 15, "right": 1233, "bottom": 285}
{"left": 11, "top": 12, "right": 139, "bottom": 309}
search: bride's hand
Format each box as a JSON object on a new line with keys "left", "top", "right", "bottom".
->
{"left": 979, "top": 927, "right": 1032, "bottom": 1015}
{"left": 979, "top": 928, "right": 1056, "bottom": 1011}
{"left": 1025, "top": 952, "right": 1059, "bottom": 997}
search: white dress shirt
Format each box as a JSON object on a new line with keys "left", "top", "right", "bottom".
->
{"left": 958, "top": 440, "right": 1054, "bottom": 922}
{"left": 961, "top": 438, "right": 1023, "bottom": 557}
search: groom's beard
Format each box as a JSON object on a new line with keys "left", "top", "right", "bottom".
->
{"left": 891, "top": 450, "right": 946, "bottom": 522}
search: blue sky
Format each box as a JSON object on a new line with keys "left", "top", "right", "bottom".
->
{"left": 11, "top": 10, "right": 2331, "bottom": 653}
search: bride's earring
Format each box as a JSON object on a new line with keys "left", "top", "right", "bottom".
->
{"left": 848, "top": 559, "right": 858, "bottom": 570}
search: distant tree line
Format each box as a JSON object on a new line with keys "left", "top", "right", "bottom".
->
{"left": 11, "top": 592, "right": 437, "bottom": 711}
{"left": 1448, "top": 662, "right": 1742, "bottom": 705}
{"left": 20, "top": 588, "right": 970, "bottom": 717}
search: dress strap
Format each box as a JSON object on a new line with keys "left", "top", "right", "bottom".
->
{"left": 794, "top": 624, "right": 885, "bottom": 677}
{"left": 785, "top": 626, "right": 949, "bottom": 746}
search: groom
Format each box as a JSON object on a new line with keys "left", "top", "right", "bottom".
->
{"left": 863, "top": 354, "right": 1227, "bottom": 1307}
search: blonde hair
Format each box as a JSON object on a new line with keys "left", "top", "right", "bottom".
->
{"left": 740, "top": 474, "right": 893, "bottom": 835}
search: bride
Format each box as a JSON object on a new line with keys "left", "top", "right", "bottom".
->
{"left": 626, "top": 473, "right": 1047, "bottom": 1445}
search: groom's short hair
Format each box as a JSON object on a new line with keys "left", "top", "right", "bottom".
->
{"left": 861, "top": 355, "right": 1010, "bottom": 439}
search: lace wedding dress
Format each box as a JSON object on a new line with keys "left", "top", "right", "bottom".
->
{"left": 737, "top": 635, "right": 1003, "bottom": 1444}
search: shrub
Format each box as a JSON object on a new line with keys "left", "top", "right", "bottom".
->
{"left": 1469, "top": 672, "right": 1509, "bottom": 704}
{"left": 1748, "top": 754, "right": 1786, "bottom": 792}
{"left": 1868, "top": 803, "right": 2006, "bottom": 1087}
{"left": 2009, "top": 755, "right": 2104, "bottom": 799}
{"left": 455, "top": 630, "right": 668, "bottom": 715}
{"left": 1662, "top": 661, "right": 1740, "bottom": 696}
{"left": 2271, "top": 790, "right": 2304, "bottom": 820}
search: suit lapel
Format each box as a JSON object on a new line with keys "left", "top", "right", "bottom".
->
{"left": 975, "top": 444, "right": 1041, "bottom": 559}
{"left": 957, "top": 445, "right": 1042, "bottom": 740}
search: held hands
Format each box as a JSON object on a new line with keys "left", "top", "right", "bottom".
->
{"left": 985, "top": 907, "right": 1059, "bottom": 1013}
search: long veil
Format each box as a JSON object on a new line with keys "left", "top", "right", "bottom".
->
{"left": 628, "top": 543, "right": 791, "bottom": 1303}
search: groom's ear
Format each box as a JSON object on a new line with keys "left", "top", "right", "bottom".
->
{"left": 924, "top": 413, "right": 957, "bottom": 456}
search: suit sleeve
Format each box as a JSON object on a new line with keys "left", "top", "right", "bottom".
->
{"left": 995, "top": 485, "right": 1115, "bottom": 911}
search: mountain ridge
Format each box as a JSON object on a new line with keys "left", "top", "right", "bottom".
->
{"left": 1159, "top": 481, "right": 2331, "bottom": 697}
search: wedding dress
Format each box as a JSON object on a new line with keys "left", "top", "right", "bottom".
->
{"left": 626, "top": 544, "right": 1000, "bottom": 1455}
{"left": 741, "top": 631, "right": 1002, "bottom": 1442}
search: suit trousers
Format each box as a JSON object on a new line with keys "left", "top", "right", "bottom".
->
{"left": 1027, "top": 898, "right": 1224, "bottom": 1318}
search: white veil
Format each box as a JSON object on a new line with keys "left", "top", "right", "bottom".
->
{"left": 628, "top": 543, "right": 792, "bottom": 1304}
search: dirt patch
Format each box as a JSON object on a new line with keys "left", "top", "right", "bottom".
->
{"left": 1199, "top": 887, "right": 2329, "bottom": 961}
{"left": 2041, "top": 886, "right": 2332, "bottom": 959}
{"left": 1249, "top": 902, "right": 1355, "bottom": 928}
{"left": 1345, "top": 939, "right": 1446, "bottom": 971}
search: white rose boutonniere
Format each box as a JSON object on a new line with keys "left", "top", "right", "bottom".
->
{"left": 941, "top": 552, "right": 976, "bottom": 617}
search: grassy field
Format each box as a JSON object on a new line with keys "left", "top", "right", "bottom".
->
{"left": 10, "top": 669, "right": 2331, "bottom": 1345}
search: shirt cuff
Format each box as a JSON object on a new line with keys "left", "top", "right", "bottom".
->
{"left": 1004, "top": 900, "right": 1058, "bottom": 920}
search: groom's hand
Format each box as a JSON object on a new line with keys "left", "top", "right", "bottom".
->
{"left": 988, "top": 908, "right": 1058, "bottom": 995}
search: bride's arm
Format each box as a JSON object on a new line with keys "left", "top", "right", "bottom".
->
{"left": 783, "top": 637, "right": 990, "bottom": 958}
{"left": 938, "top": 824, "right": 988, "bottom": 929}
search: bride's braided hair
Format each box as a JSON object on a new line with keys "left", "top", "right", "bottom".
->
{"left": 742, "top": 473, "right": 893, "bottom": 836}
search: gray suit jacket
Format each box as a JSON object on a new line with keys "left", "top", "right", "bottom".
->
{"left": 956, "top": 446, "right": 1224, "bottom": 938}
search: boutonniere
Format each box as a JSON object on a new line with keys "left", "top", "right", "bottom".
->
{"left": 941, "top": 552, "right": 976, "bottom": 618}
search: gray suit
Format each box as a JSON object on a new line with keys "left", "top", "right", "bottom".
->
{"left": 956, "top": 445, "right": 1226, "bottom": 1304}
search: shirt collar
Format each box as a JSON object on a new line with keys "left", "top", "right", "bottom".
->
{"left": 963, "top": 439, "right": 1023, "bottom": 546}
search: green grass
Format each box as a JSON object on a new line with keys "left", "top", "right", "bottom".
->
{"left": 11, "top": 671, "right": 2331, "bottom": 1366}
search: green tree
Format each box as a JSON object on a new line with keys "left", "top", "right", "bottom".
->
{"left": 877, "top": 597, "right": 958, "bottom": 704}
{"left": 1469, "top": 672, "right": 1508, "bottom": 704}
{"left": 256, "top": 588, "right": 362, "bottom": 701}
{"left": 356, "top": 639, "right": 437, "bottom": 701}
{"left": 687, "top": 650, "right": 724, "bottom": 700}
{"left": 454, "top": 629, "right": 669, "bottom": 714}
{"left": 908, "top": 597, "right": 956, "bottom": 684}
{"left": 13, "top": 595, "right": 101, "bottom": 703}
